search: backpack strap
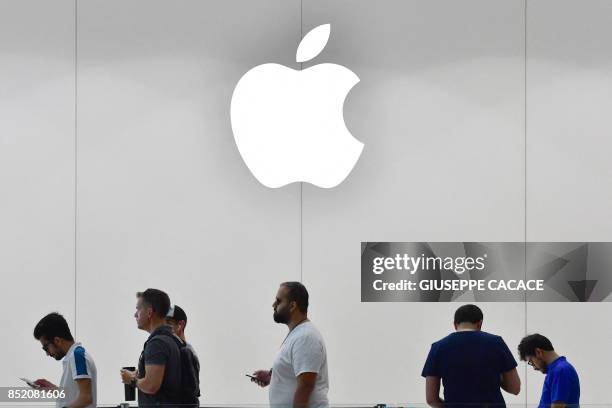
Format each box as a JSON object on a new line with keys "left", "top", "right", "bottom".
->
{"left": 146, "top": 330, "right": 185, "bottom": 349}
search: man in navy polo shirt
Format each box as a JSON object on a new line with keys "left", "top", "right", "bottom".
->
{"left": 518, "top": 334, "right": 580, "bottom": 408}
{"left": 422, "top": 304, "right": 521, "bottom": 408}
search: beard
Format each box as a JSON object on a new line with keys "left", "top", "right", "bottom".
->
{"left": 273, "top": 309, "right": 290, "bottom": 324}
{"left": 53, "top": 351, "right": 66, "bottom": 361}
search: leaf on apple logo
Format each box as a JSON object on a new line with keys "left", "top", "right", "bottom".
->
{"left": 296, "top": 24, "right": 330, "bottom": 63}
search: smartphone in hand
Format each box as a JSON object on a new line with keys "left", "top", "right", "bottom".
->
{"left": 19, "top": 378, "right": 40, "bottom": 389}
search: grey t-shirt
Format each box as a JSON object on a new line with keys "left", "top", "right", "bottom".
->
{"left": 269, "top": 321, "right": 329, "bottom": 408}
{"left": 186, "top": 342, "right": 200, "bottom": 377}
{"left": 137, "top": 325, "right": 182, "bottom": 407}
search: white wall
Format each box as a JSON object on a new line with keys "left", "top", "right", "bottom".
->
{"left": 302, "top": 1, "right": 525, "bottom": 405}
{"left": 526, "top": 0, "right": 612, "bottom": 404}
{"left": 75, "top": 1, "right": 301, "bottom": 405}
{"left": 0, "top": 0, "right": 76, "bottom": 394}
{"left": 1, "top": 0, "right": 611, "bottom": 406}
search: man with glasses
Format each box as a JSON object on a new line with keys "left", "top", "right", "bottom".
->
{"left": 422, "top": 304, "right": 520, "bottom": 408}
{"left": 518, "top": 334, "right": 580, "bottom": 408}
{"left": 33, "top": 312, "right": 97, "bottom": 408}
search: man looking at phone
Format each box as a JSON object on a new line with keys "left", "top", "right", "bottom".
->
{"left": 33, "top": 312, "right": 97, "bottom": 408}
{"left": 422, "top": 304, "right": 521, "bottom": 408}
{"left": 251, "top": 282, "right": 329, "bottom": 408}
{"left": 518, "top": 334, "right": 580, "bottom": 408}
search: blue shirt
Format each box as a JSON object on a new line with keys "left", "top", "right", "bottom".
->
{"left": 539, "top": 356, "right": 580, "bottom": 408}
{"left": 422, "top": 331, "right": 517, "bottom": 407}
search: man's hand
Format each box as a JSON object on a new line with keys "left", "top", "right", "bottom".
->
{"left": 120, "top": 368, "right": 136, "bottom": 385}
{"left": 251, "top": 369, "right": 271, "bottom": 387}
{"left": 33, "top": 379, "right": 57, "bottom": 390}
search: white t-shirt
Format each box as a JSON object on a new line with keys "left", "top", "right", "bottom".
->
{"left": 57, "top": 342, "right": 97, "bottom": 408}
{"left": 269, "top": 321, "right": 329, "bottom": 408}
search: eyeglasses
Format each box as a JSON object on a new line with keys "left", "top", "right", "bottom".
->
{"left": 42, "top": 342, "right": 52, "bottom": 353}
{"left": 527, "top": 358, "right": 535, "bottom": 367}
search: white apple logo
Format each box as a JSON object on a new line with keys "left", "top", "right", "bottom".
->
{"left": 230, "top": 24, "right": 363, "bottom": 188}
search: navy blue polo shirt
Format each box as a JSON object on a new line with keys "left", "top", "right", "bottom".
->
{"left": 422, "top": 331, "right": 517, "bottom": 407}
{"left": 539, "top": 356, "right": 580, "bottom": 408}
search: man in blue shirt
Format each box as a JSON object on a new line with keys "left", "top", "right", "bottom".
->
{"left": 518, "top": 334, "right": 580, "bottom": 408}
{"left": 422, "top": 304, "right": 521, "bottom": 408}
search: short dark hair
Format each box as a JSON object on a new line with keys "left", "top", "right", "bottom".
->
{"left": 518, "top": 334, "right": 554, "bottom": 360}
{"left": 167, "top": 304, "right": 187, "bottom": 323}
{"left": 281, "top": 281, "right": 309, "bottom": 314}
{"left": 33, "top": 312, "right": 74, "bottom": 342}
{"left": 454, "top": 304, "right": 483, "bottom": 324}
{"left": 137, "top": 288, "right": 171, "bottom": 318}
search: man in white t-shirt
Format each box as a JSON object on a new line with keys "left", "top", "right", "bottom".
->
{"left": 33, "top": 312, "right": 97, "bottom": 408}
{"left": 251, "top": 282, "right": 329, "bottom": 408}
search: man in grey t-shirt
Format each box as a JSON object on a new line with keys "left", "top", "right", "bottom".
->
{"left": 120, "top": 289, "right": 182, "bottom": 408}
{"left": 166, "top": 305, "right": 200, "bottom": 370}
{"left": 166, "top": 304, "right": 201, "bottom": 403}
{"left": 251, "top": 282, "right": 329, "bottom": 408}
